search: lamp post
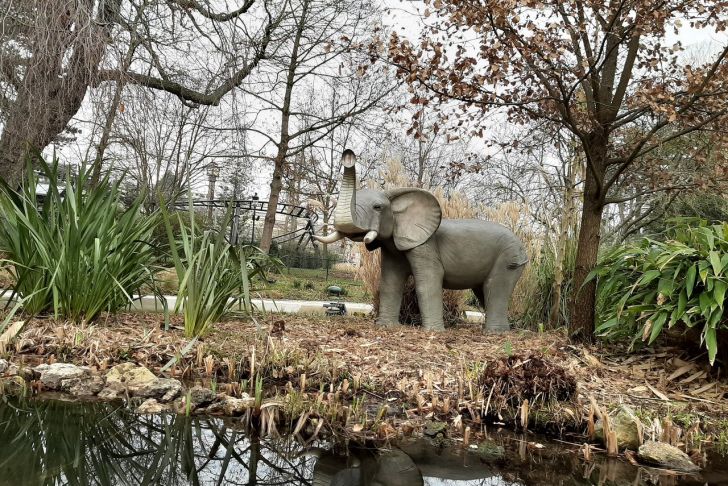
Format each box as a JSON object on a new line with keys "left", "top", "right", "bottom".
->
{"left": 206, "top": 163, "right": 220, "bottom": 221}
{"left": 251, "top": 192, "right": 260, "bottom": 245}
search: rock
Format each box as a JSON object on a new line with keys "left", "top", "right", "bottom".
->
{"left": 637, "top": 441, "right": 700, "bottom": 472}
{"left": 0, "top": 359, "right": 8, "bottom": 374}
{"left": 186, "top": 386, "right": 216, "bottom": 409}
{"left": 106, "top": 363, "right": 157, "bottom": 388}
{"left": 103, "top": 363, "right": 182, "bottom": 402}
{"left": 97, "top": 387, "right": 121, "bottom": 400}
{"left": 423, "top": 420, "right": 447, "bottom": 438}
{"left": 595, "top": 405, "right": 642, "bottom": 450}
{"left": 206, "top": 394, "right": 255, "bottom": 416}
{"left": 477, "top": 441, "right": 505, "bottom": 461}
{"left": 34, "top": 363, "right": 90, "bottom": 390}
{"left": 65, "top": 375, "right": 105, "bottom": 397}
{"left": 137, "top": 398, "right": 168, "bottom": 414}
{"left": 222, "top": 395, "right": 255, "bottom": 415}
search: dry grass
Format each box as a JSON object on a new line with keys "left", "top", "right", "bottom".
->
{"left": 6, "top": 313, "right": 728, "bottom": 443}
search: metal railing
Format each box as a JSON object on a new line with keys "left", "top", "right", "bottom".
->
{"left": 172, "top": 199, "right": 319, "bottom": 248}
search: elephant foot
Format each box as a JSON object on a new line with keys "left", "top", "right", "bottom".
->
{"left": 375, "top": 317, "right": 401, "bottom": 328}
{"left": 483, "top": 320, "right": 511, "bottom": 333}
{"left": 422, "top": 320, "right": 445, "bottom": 332}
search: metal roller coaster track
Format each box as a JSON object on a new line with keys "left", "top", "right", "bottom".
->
{"left": 173, "top": 199, "right": 319, "bottom": 248}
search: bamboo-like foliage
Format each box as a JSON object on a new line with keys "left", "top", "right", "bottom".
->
{"left": 0, "top": 157, "right": 158, "bottom": 323}
{"left": 591, "top": 220, "right": 728, "bottom": 364}
{"left": 163, "top": 203, "right": 277, "bottom": 337}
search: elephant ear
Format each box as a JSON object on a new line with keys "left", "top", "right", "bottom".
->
{"left": 386, "top": 188, "right": 442, "bottom": 251}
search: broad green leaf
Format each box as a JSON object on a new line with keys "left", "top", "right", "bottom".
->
{"left": 714, "top": 280, "right": 727, "bottom": 310}
{"left": 705, "top": 327, "right": 718, "bottom": 365}
{"left": 638, "top": 270, "right": 662, "bottom": 286}
{"left": 649, "top": 312, "right": 668, "bottom": 344}
{"left": 709, "top": 251, "right": 723, "bottom": 276}
{"left": 677, "top": 290, "right": 687, "bottom": 319}
{"left": 686, "top": 264, "right": 697, "bottom": 297}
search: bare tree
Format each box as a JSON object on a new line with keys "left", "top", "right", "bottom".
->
{"left": 245, "top": 0, "right": 390, "bottom": 253}
{"left": 107, "top": 87, "right": 234, "bottom": 210}
{"left": 0, "top": 0, "right": 282, "bottom": 185}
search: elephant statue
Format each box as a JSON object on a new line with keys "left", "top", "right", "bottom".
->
{"left": 309, "top": 447, "right": 424, "bottom": 486}
{"left": 313, "top": 150, "right": 527, "bottom": 332}
{"left": 308, "top": 441, "right": 501, "bottom": 485}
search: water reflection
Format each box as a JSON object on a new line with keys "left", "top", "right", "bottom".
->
{"left": 0, "top": 398, "right": 725, "bottom": 486}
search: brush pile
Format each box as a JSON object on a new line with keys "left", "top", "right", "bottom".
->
{"left": 480, "top": 353, "right": 577, "bottom": 408}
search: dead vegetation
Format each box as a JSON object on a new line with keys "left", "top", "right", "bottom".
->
{"left": 479, "top": 354, "right": 577, "bottom": 408}
{"left": 3, "top": 313, "right": 728, "bottom": 445}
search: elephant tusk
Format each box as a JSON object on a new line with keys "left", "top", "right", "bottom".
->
{"left": 363, "top": 230, "right": 378, "bottom": 245}
{"left": 313, "top": 231, "right": 345, "bottom": 244}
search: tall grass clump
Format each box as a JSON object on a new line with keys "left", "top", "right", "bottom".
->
{"left": 590, "top": 219, "right": 728, "bottom": 364}
{"left": 163, "top": 204, "right": 277, "bottom": 337}
{"left": 0, "top": 157, "right": 158, "bottom": 322}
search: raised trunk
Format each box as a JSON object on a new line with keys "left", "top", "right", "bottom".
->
{"left": 333, "top": 150, "right": 363, "bottom": 233}
{"left": 569, "top": 139, "right": 607, "bottom": 342}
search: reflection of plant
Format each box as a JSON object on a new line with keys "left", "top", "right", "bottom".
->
{"left": 591, "top": 220, "right": 728, "bottom": 364}
{"left": 0, "top": 157, "right": 159, "bottom": 322}
{"left": 0, "top": 398, "right": 316, "bottom": 485}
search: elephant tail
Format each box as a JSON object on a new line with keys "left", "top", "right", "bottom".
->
{"left": 506, "top": 244, "right": 529, "bottom": 269}
{"left": 507, "top": 258, "right": 529, "bottom": 270}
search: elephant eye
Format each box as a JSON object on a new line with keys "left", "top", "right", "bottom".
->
{"left": 373, "top": 204, "right": 383, "bottom": 211}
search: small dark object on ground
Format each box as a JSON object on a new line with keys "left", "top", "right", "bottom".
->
{"left": 270, "top": 320, "right": 285, "bottom": 337}
{"left": 324, "top": 302, "right": 347, "bottom": 316}
{"left": 480, "top": 354, "right": 577, "bottom": 407}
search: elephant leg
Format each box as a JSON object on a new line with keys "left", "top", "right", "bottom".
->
{"left": 376, "top": 250, "right": 410, "bottom": 326}
{"left": 482, "top": 258, "right": 524, "bottom": 333}
{"left": 407, "top": 245, "right": 445, "bottom": 331}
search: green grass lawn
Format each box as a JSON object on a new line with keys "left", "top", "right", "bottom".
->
{"left": 153, "top": 266, "right": 370, "bottom": 303}
{"left": 258, "top": 267, "right": 370, "bottom": 302}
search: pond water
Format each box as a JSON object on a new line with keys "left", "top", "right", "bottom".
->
{"left": 0, "top": 398, "right": 726, "bottom": 486}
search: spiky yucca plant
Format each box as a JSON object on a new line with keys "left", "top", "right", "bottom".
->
{"left": 163, "top": 203, "right": 278, "bottom": 337}
{"left": 0, "top": 157, "right": 158, "bottom": 323}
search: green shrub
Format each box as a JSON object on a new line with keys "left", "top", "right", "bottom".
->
{"left": 163, "top": 204, "right": 280, "bottom": 337}
{"left": 590, "top": 219, "right": 728, "bottom": 364}
{"left": 0, "top": 157, "right": 159, "bottom": 323}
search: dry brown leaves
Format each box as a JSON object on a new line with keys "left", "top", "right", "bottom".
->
{"left": 6, "top": 313, "right": 728, "bottom": 432}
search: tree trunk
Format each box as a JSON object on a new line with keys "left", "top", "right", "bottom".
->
{"left": 549, "top": 151, "right": 580, "bottom": 328}
{"left": 257, "top": 0, "right": 308, "bottom": 253}
{"left": 569, "top": 144, "right": 606, "bottom": 341}
{"left": 259, "top": 149, "right": 287, "bottom": 252}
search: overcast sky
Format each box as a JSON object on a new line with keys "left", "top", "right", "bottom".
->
{"left": 51, "top": 1, "right": 728, "bottom": 200}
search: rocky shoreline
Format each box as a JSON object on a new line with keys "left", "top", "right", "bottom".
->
{"left": 1, "top": 360, "right": 262, "bottom": 418}
{"left": 1, "top": 313, "right": 726, "bottom": 474}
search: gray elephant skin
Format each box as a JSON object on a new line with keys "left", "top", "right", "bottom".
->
{"left": 314, "top": 150, "right": 527, "bottom": 332}
{"left": 309, "top": 443, "right": 498, "bottom": 486}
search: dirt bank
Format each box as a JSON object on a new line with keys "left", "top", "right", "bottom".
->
{"left": 2, "top": 313, "right": 727, "bottom": 450}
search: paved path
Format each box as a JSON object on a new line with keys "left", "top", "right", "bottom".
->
{"left": 0, "top": 289, "right": 486, "bottom": 322}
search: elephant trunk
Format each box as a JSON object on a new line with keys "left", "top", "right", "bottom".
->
{"left": 312, "top": 230, "right": 345, "bottom": 244}
{"left": 333, "top": 150, "right": 365, "bottom": 234}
